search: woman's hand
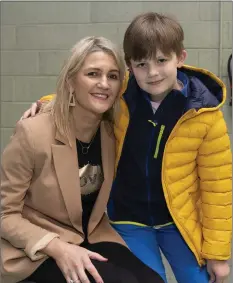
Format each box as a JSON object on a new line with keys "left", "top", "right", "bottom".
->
{"left": 21, "top": 100, "right": 42, "bottom": 120}
{"left": 207, "top": 259, "right": 230, "bottom": 283}
{"left": 43, "top": 238, "right": 107, "bottom": 283}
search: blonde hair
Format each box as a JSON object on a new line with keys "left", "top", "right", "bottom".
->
{"left": 44, "top": 36, "right": 126, "bottom": 145}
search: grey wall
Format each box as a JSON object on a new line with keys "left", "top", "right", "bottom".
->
{"left": 1, "top": 1, "right": 232, "bottom": 153}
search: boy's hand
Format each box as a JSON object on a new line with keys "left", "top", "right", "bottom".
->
{"left": 21, "top": 100, "right": 42, "bottom": 120}
{"left": 207, "top": 259, "right": 230, "bottom": 283}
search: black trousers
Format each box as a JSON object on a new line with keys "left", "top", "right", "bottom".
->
{"left": 25, "top": 242, "right": 164, "bottom": 283}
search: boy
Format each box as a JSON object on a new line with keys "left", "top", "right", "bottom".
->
{"left": 22, "top": 13, "right": 232, "bottom": 283}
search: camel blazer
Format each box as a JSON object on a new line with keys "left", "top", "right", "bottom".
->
{"left": 1, "top": 112, "right": 126, "bottom": 283}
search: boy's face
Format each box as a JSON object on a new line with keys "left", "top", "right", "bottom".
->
{"left": 130, "top": 50, "right": 187, "bottom": 101}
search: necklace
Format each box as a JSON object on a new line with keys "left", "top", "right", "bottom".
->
{"left": 77, "top": 129, "right": 98, "bottom": 155}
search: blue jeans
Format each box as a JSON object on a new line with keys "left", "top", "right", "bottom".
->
{"left": 111, "top": 223, "right": 209, "bottom": 283}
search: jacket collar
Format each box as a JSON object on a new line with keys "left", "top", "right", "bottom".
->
{"left": 123, "top": 65, "right": 225, "bottom": 112}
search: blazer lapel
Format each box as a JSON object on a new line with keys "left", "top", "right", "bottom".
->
{"left": 52, "top": 129, "right": 83, "bottom": 235}
{"left": 88, "top": 121, "right": 115, "bottom": 235}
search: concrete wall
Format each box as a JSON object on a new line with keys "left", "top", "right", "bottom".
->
{"left": 0, "top": 1, "right": 232, "bottom": 281}
{"left": 1, "top": 1, "right": 232, "bottom": 152}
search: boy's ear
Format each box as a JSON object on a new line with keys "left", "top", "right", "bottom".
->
{"left": 177, "top": 50, "right": 187, "bottom": 68}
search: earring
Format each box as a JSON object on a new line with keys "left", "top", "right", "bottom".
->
{"left": 69, "top": 90, "right": 75, "bottom": 107}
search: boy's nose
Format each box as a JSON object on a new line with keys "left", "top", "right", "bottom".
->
{"left": 148, "top": 66, "right": 159, "bottom": 77}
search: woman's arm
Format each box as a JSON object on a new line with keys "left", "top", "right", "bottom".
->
{"left": 1, "top": 120, "right": 59, "bottom": 261}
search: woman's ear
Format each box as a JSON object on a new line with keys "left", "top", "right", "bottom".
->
{"left": 66, "top": 78, "right": 75, "bottom": 94}
{"left": 177, "top": 50, "right": 187, "bottom": 68}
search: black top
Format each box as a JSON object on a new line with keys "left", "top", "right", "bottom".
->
{"left": 76, "top": 127, "right": 103, "bottom": 241}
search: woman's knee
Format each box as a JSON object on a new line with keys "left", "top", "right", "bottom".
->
{"left": 105, "top": 272, "right": 138, "bottom": 283}
{"left": 88, "top": 261, "right": 138, "bottom": 283}
{"left": 117, "top": 270, "right": 138, "bottom": 283}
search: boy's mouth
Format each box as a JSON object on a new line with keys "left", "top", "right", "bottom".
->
{"left": 147, "top": 79, "right": 164, "bottom": 85}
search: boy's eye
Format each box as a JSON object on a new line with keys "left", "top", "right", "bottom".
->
{"left": 157, "top": 58, "right": 167, "bottom": 64}
{"left": 136, "top": 63, "right": 146, "bottom": 68}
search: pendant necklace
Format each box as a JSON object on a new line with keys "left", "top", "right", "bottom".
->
{"left": 77, "top": 129, "right": 98, "bottom": 155}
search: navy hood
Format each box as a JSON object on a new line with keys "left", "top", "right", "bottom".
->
{"left": 180, "top": 65, "right": 226, "bottom": 110}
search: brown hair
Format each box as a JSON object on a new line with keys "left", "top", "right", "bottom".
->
{"left": 123, "top": 12, "right": 184, "bottom": 65}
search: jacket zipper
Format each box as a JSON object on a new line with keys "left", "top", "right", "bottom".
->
{"left": 146, "top": 120, "right": 157, "bottom": 225}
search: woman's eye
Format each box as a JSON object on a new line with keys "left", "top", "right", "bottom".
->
{"left": 109, "top": 74, "right": 119, "bottom": 80}
{"left": 87, "top": 72, "right": 98, "bottom": 77}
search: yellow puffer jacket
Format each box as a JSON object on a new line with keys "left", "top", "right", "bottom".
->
{"left": 114, "top": 65, "right": 232, "bottom": 265}
{"left": 40, "top": 65, "right": 232, "bottom": 265}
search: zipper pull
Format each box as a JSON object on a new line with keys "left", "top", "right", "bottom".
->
{"left": 148, "top": 120, "right": 157, "bottom": 127}
{"left": 154, "top": 125, "right": 165, "bottom": 159}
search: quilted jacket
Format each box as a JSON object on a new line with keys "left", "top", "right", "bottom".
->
{"left": 40, "top": 65, "right": 232, "bottom": 264}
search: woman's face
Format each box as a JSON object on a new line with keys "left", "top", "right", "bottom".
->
{"left": 72, "top": 51, "right": 121, "bottom": 116}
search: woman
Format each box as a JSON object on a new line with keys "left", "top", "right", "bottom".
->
{"left": 1, "top": 36, "right": 164, "bottom": 283}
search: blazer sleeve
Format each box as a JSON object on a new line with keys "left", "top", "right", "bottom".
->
{"left": 1, "top": 120, "right": 59, "bottom": 261}
{"left": 197, "top": 110, "right": 232, "bottom": 260}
